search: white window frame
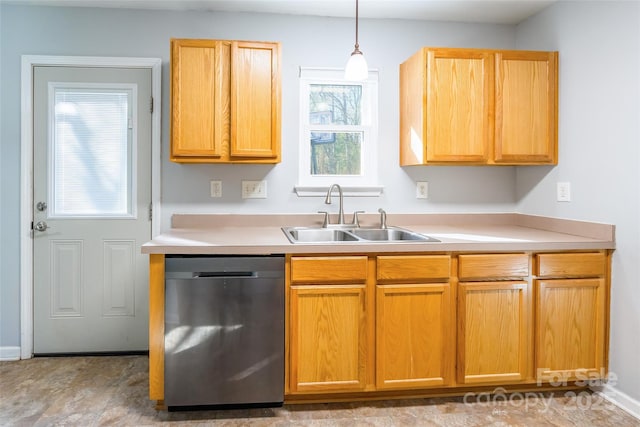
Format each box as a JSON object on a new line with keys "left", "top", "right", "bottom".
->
{"left": 295, "top": 67, "right": 381, "bottom": 197}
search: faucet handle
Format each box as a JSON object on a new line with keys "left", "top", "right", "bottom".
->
{"left": 317, "top": 211, "right": 330, "bottom": 228}
{"left": 352, "top": 211, "right": 365, "bottom": 227}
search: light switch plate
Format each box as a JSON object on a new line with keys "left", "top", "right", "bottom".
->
{"left": 210, "top": 180, "right": 222, "bottom": 198}
{"left": 242, "top": 180, "right": 267, "bottom": 199}
{"left": 416, "top": 181, "right": 429, "bottom": 199}
{"left": 557, "top": 182, "right": 571, "bottom": 202}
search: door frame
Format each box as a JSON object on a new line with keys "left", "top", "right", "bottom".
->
{"left": 20, "top": 55, "right": 162, "bottom": 359}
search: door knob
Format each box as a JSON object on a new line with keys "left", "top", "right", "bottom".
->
{"left": 34, "top": 221, "right": 49, "bottom": 232}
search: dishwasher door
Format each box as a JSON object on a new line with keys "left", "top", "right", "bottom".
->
{"left": 164, "top": 255, "right": 285, "bottom": 408}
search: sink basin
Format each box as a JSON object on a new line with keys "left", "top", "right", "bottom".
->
{"left": 285, "top": 228, "right": 360, "bottom": 243}
{"left": 350, "top": 228, "right": 439, "bottom": 242}
{"left": 282, "top": 226, "right": 440, "bottom": 243}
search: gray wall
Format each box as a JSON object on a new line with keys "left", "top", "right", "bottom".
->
{"left": 515, "top": 1, "right": 640, "bottom": 404}
{"left": 0, "top": 4, "right": 516, "bottom": 348}
{"left": 1, "top": 0, "right": 639, "bottom": 406}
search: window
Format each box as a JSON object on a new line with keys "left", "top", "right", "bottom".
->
{"left": 297, "top": 68, "right": 379, "bottom": 195}
{"left": 50, "top": 83, "right": 136, "bottom": 218}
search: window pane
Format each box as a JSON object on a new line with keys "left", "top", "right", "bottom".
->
{"left": 309, "top": 84, "right": 362, "bottom": 125}
{"left": 52, "top": 88, "right": 132, "bottom": 217}
{"left": 310, "top": 132, "right": 362, "bottom": 175}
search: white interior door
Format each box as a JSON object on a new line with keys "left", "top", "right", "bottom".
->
{"left": 33, "top": 66, "right": 152, "bottom": 354}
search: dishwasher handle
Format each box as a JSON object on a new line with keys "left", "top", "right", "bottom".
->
{"left": 193, "top": 271, "right": 257, "bottom": 278}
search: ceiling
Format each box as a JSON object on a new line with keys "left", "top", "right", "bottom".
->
{"left": 3, "top": 0, "right": 557, "bottom": 24}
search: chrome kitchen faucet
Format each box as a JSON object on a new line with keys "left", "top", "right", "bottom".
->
{"left": 320, "top": 184, "right": 363, "bottom": 227}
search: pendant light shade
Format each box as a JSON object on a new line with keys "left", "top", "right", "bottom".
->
{"left": 345, "top": 50, "right": 368, "bottom": 81}
{"left": 345, "top": 0, "right": 368, "bottom": 81}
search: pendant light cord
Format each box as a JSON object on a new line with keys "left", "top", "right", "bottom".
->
{"left": 353, "top": 0, "right": 361, "bottom": 53}
{"left": 345, "top": 0, "right": 367, "bottom": 80}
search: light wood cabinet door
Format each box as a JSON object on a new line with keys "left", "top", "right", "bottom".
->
{"left": 494, "top": 51, "right": 558, "bottom": 164}
{"left": 230, "top": 41, "right": 280, "bottom": 159}
{"left": 457, "top": 281, "right": 531, "bottom": 384}
{"left": 376, "top": 283, "right": 453, "bottom": 389}
{"left": 170, "top": 38, "right": 281, "bottom": 163}
{"left": 171, "top": 39, "right": 227, "bottom": 159}
{"left": 289, "top": 285, "right": 367, "bottom": 393}
{"left": 535, "top": 278, "right": 606, "bottom": 382}
{"left": 400, "top": 48, "right": 492, "bottom": 165}
{"left": 425, "top": 49, "right": 492, "bottom": 163}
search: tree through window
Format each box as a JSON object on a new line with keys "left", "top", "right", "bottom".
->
{"left": 299, "top": 68, "right": 378, "bottom": 189}
{"left": 309, "top": 84, "right": 362, "bottom": 175}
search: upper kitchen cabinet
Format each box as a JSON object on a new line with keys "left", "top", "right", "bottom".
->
{"left": 400, "top": 47, "right": 558, "bottom": 166}
{"left": 495, "top": 50, "right": 558, "bottom": 164}
{"left": 170, "top": 38, "right": 281, "bottom": 163}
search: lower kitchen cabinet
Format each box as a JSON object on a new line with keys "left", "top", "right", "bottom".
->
{"left": 282, "top": 251, "right": 612, "bottom": 401}
{"left": 534, "top": 252, "right": 609, "bottom": 383}
{"left": 456, "top": 254, "right": 532, "bottom": 384}
{"left": 376, "top": 283, "right": 453, "bottom": 389}
{"left": 375, "top": 255, "right": 453, "bottom": 390}
{"left": 288, "top": 256, "right": 369, "bottom": 393}
{"left": 457, "top": 280, "right": 531, "bottom": 384}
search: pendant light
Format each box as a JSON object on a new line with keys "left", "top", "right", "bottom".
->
{"left": 345, "top": 0, "right": 368, "bottom": 81}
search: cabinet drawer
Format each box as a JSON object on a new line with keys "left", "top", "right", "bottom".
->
{"left": 536, "top": 253, "right": 606, "bottom": 277}
{"left": 458, "top": 254, "right": 529, "bottom": 280}
{"left": 291, "top": 256, "right": 368, "bottom": 284}
{"left": 377, "top": 255, "right": 450, "bottom": 282}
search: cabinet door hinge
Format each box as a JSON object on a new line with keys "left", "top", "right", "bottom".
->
{"left": 150, "top": 97, "right": 154, "bottom": 114}
{"left": 148, "top": 203, "right": 153, "bottom": 221}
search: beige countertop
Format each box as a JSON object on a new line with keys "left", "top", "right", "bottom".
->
{"left": 141, "top": 213, "right": 615, "bottom": 255}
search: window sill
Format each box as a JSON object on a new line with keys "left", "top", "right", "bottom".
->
{"left": 294, "top": 186, "right": 384, "bottom": 197}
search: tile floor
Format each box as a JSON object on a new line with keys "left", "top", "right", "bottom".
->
{"left": 1, "top": 355, "right": 638, "bottom": 426}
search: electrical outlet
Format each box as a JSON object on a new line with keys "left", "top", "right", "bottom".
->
{"left": 557, "top": 182, "right": 571, "bottom": 202}
{"left": 210, "top": 180, "right": 222, "bottom": 198}
{"left": 242, "top": 180, "right": 267, "bottom": 199}
{"left": 416, "top": 181, "right": 429, "bottom": 199}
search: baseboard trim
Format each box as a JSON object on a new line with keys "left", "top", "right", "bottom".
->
{"left": 0, "top": 346, "right": 21, "bottom": 361}
{"left": 592, "top": 384, "right": 640, "bottom": 420}
{"left": 34, "top": 350, "right": 148, "bottom": 357}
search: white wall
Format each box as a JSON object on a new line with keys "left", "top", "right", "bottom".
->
{"left": 515, "top": 1, "right": 640, "bottom": 406}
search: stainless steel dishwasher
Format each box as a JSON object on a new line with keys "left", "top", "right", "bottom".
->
{"left": 164, "top": 255, "right": 285, "bottom": 408}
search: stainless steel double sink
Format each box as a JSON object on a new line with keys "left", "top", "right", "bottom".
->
{"left": 282, "top": 226, "right": 440, "bottom": 243}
